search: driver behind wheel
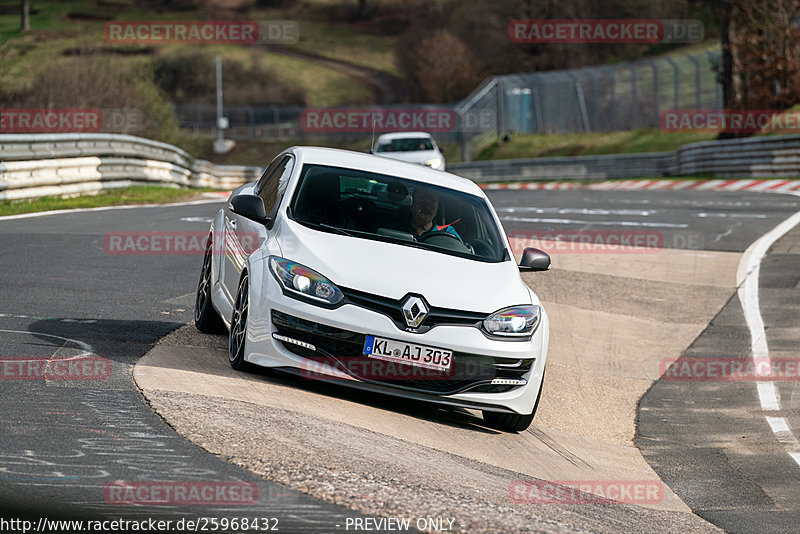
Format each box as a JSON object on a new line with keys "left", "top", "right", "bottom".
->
{"left": 408, "top": 186, "right": 462, "bottom": 241}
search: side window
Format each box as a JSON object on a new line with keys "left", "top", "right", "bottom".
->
{"left": 255, "top": 157, "right": 281, "bottom": 192}
{"left": 269, "top": 159, "right": 294, "bottom": 219}
{"left": 257, "top": 156, "right": 293, "bottom": 216}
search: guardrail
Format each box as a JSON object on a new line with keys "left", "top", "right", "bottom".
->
{"left": 0, "top": 133, "right": 262, "bottom": 200}
{"left": 5, "top": 133, "right": 800, "bottom": 200}
{"left": 450, "top": 134, "right": 800, "bottom": 182}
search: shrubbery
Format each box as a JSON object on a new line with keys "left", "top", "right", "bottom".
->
{"left": 0, "top": 55, "right": 198, "bottom": 150}
{"left": 153, "top": 51, "right": 307, "bottom": 106}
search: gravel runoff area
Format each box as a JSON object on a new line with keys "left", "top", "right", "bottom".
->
{"left": 138, "top": 325, "right": 722, "bottom": 534}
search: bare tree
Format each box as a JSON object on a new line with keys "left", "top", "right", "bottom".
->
{"left": 714, "top": 0, "right": 800, "bottom": 111}
{"left": 729, "top": 0, "right": 800, "bottom": 109}
{"left": 356, "top": 0, "right": 367, "bottom": 19}
{"left": 711, "top": 0, "right": 735, "bottom": 109}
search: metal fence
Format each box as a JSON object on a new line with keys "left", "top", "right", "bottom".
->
{"left": 461, "top": 48, "right": 723, "bottom": 137}
{"left": 173, "top": 47, "right": 723, "bottom": 159}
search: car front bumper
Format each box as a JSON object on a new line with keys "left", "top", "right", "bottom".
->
{"left": 243, "top": 261, "right": 548, "bottom": 415}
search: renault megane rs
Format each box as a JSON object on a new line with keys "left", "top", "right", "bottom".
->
{"left": 194, "top": 146, "right": 550, "bottom": 432}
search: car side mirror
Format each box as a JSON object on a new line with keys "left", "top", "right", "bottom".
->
{"left": 439, "top": 146, "right": 446, "bottom": 154}
{"left": 231, "top": 194, "right": 271, "bottom": 225}
{"left": 519, "top": 247, "right": 551, "bottom": 271}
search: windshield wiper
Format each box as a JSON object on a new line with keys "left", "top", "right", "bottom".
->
{"left": 300, "top": 220, "right": 356, "bottom": 237}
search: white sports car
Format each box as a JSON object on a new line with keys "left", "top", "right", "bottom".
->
{"left": 194, "top": 147, "right": 550, "bottom": 432}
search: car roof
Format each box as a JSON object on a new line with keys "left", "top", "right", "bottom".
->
{"left": 286, "top": 146, "right": 480, "bottom": 195}
{"left": 375, "top": 131, "right": 435, "bottom": 140}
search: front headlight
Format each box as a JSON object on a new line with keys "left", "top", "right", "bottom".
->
{"left": 483, "top": 305, "right": 540, "bottom": 337}
{"left": 268, "top": 257, "right": 343, "bottom": 306}
{"left": 424, "top": 158, "right": 442, "bottom": 169}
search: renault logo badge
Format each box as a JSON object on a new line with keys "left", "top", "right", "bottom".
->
{"left": 401, "top": 296, "right": 428, "bottom": 328}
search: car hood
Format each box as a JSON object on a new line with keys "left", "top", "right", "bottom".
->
{"left": 375, "top": 150, "right": 441, "bottom": 165}
{"left": 275, "top": 220, "right": 535, "bottom": 313}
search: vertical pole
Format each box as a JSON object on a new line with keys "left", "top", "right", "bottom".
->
{"left": 628, "top": 64, "right": 637, "bottom": 129}
{"left": 647, "top": 59, "right": 659, "bottom": 128}
{"left": 603, "top": 67, "right": 616, "bottom": 130}
{"left": 584, "top": 67, "right": 600, "bottom": 131}
{"left": 707, "top": 49, "right": 723, "bottom": 107}
{"left": 495, "top": 78, "right": 505, "bottom": 138}
{"left": 21, "top": 0, "right": 30, "bottom": 31}
{"left": 567, "top": 72, "right": 590, "bottom": 133}
{"left": 687, "top": 54, "right": 701, "bottom": 110}
{"left": 216, "top": 56, "right": 224, "bottom": 145}
{"left": 664, "top": 56, "right": 679, "bottom": 111}
{"left": 557, "top": 75, "right": 566, "bottom": 133}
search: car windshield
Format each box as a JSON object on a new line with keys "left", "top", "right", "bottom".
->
{"left": 289, "top": 164, "right": 507, "bottom": 262}
{"left": 375, "top": 138, "right": 434, "bottom": 153}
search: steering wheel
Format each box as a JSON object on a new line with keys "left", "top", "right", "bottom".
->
{"left": 419, "top": 230, "right": 463, "bottom": 244}
{"left": 419, "top": 231, "right": 472, "bottom": 253}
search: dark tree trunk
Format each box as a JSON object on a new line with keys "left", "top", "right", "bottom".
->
{"left": 714, "top": 1, "right": 747, "bottom": 139}
{"left": 718, "top": 4, "right": 734, "bottom": 109}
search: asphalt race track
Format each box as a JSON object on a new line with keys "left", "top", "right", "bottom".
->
{"left": 1, "top": 188, "right": 799, "bottom": 533}
{"left": 0, "top": 201, "right": 385, "bottom": 532}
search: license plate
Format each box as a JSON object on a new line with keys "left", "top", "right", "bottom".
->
{"left": 363, "top": 335, "right": 453, "bottom": 371}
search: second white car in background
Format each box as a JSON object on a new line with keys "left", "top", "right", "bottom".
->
{"left": 372, "top": 131, "right": 446, "bottom": 170}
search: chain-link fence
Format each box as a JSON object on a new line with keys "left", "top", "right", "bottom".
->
{"left": 173, "top": 47, "right": 722, "bottom": 161}
{"left": 486, "top": 48, "right": 722, "bottom": 136}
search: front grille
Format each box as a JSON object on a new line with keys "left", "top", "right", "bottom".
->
{"left": 340, "top": 287, "right": 487, "bottom": 333}
{"left": 271, "top": 310, "right": 530, "bottom": 395}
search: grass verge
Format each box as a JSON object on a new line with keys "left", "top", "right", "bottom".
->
{"left": 476, "top": 130, "right": 717, "bottom": 160}
{"left": 0, "top": 185, "right": 222, "bottom": 217}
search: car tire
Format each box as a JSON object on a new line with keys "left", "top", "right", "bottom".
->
{"left": 228, "top": 271, "right": 255, "bottom": 372}
{"left": 482, "top": 371, "right": 545, "bottom": 432}
{"left": 482, "top": 411, "right": 535, "bottom": 433}
{"left": 194, "top": 237, "right": 225, "bottom": 334}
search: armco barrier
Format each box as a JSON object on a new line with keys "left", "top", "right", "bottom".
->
{"left": 450, "top": 152, "right": 674, "bottom": 182}
{"left": 450, "top": 134, "right": 800, "bottom": 182}
{"left": 5, "top": 133, "right": 800, "bottom": 199}
{"left": 0, "top": 133, "right": 261, "bottom": 200}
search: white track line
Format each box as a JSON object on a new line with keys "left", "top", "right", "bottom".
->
{"left": 736, "top": 190, "right": 800, "bottom": 466}
{"left": 0, "top": 198, "right": 226, "bottom": 221}
{"left": 0, "top": 329, "right": 94, "bottom": 357}
{"left": 500, "top": 215, "right": 688, "bottom": 228}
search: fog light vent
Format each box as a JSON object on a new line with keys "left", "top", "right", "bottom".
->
{"left": 272, "top": 333, "right": 316, "bottom": 351}
{"left": 489, "top": 378, "right": 527, "bottom": 386}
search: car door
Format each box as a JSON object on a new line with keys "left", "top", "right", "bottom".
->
{"left": 221, "top": 154, "right": 294, "bottom": 303}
